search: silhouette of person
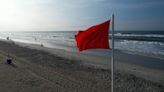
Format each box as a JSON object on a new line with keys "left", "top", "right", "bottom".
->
{"left": 6, "top": 37, "right": 9, "bottom": 40}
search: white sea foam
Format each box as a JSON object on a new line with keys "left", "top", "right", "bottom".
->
{"left": 0, "top": 31, "right": 164, "bottom": 58}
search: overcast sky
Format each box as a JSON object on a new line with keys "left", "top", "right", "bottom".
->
{"left": 0, "top": 0, "right": 164, "bottom": 31}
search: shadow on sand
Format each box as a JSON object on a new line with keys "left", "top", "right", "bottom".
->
{"left": 5, "top": 63, "right": 18, "bottom": 68}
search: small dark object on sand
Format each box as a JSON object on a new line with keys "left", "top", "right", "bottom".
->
{"left": 6, "top": 37, "right": 9, "bottom": 40}
{"left": 41, "top": 44, "right": 44, "bottom": 47}
{"left": 7, "top": 58, "right": 12, "bottom": 64}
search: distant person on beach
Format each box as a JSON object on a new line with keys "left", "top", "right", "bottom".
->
{"left": 34, "top": 37, "right": 37, "bottom": 41}
{"left": 6, "top": 37, "right": 9, "bottom": 40}
{"left": 41, "top": 43, "right": 44, "bottom": 47}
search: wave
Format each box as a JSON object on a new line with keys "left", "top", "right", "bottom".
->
{"left": 105, "top": 33, "right": 164, "bottom": 42}
{"left": 0, "top": 31, "right": 164, "bottom": 58}
{"left": 113, "top": 36, "right": 164, "bottom": 42}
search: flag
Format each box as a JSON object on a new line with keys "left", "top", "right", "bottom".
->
{"left": 75, "top": 20, "right": 110, "bottom": 51}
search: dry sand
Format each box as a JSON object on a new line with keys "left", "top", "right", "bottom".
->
{"left": 0, "top": 40, "right": 163, "bottom": 92}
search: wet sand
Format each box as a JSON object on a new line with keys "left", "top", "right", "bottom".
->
{"left": 0, "top": 40, "right": 163, "bottom": 92}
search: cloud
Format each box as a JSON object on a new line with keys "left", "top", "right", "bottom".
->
{"left": 0, "top": 0, "right": 163, "bottom": 31}
{"left": 110, "top": 0, "right": 164, "bottom": 9}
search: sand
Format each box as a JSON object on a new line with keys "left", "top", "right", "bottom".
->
{"left": 0, "top": 39, "right": 163, "bottom": 92}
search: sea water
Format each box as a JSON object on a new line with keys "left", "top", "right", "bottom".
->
{"left": 0, "top": 31, "right": 164, "bottom": 59}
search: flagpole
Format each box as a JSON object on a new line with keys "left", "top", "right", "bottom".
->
{"left": 111, "top": 14, "right": 115, "bottom": 92}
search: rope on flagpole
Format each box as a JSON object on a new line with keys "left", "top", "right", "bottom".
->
{"left": 111, "top": 14, "right": 115, "bottom": 92}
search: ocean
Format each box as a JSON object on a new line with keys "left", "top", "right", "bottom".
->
{"left": 0, "top": 31, "right": 164, "bottom": 59}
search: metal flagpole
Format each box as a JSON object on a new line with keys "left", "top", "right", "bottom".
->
{"left": 111, "top": 14, "right": 115, "bottom": 92}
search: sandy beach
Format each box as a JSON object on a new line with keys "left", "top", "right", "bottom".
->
{"left": 0, "top": 39, "right": 163, "bottom": 92}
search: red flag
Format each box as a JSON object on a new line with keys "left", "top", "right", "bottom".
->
{"left": 75, "top": 20, "right": 110, "bottom": 51}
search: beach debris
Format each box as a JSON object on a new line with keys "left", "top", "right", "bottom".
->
{"left": 7, "top": 58, "right": 12, "bottom": 64}
{"left": 6, "top": 54, "right": 12, "bottom": 64}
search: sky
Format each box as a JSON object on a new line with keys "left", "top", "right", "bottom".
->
{"left": 0, "top": 0, "right": 164, "bottom": 31}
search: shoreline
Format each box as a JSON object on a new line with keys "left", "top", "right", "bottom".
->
{"left": 0, "top": 39, "right": 163, "bottom": 91}
{"left": 2, "top": 38, "right": 164, "bottom": 70}
{"left": 1, "top": 39, "right": 164, "bottom": 84}
{"left": 12, "top": 39, "right": 164, "bottom": 83}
